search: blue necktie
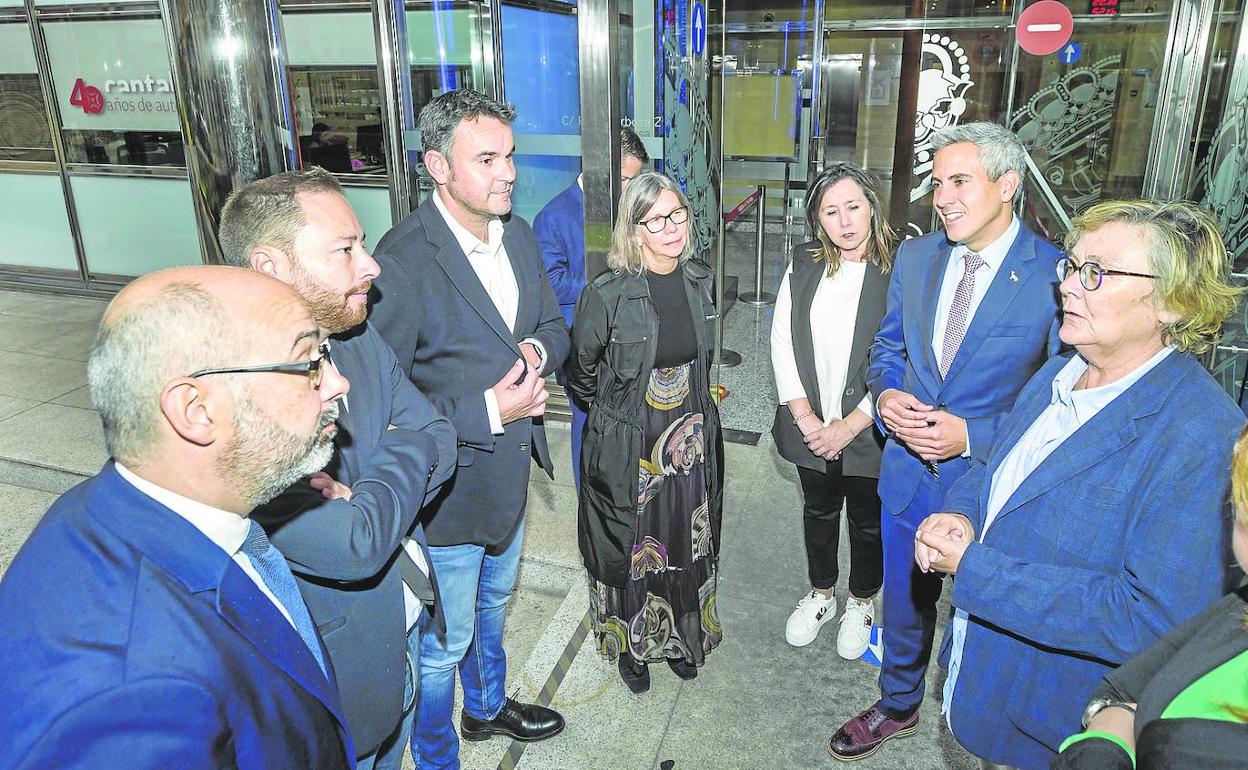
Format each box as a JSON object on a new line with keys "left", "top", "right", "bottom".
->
{"left": 240, "top": 520, "right": 328, "bottom": 677}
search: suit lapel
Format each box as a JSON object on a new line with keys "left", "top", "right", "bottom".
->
{"left": 986, "top": 352, "right": 1180, "bottom": 527}
{"left": 941, "top": 226, "right": 1039, "bottom": 390}
{"left": 505, "top": 223, "right": 535, "bottom": 338}
{"left": 420, "top": 203, "right": 522, "bottom": 357}
{"left": 917, "top": 238, "right": 952, "bottom": 392}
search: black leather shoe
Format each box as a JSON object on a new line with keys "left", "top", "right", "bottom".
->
{"left": 666, "top": 657, "right": 698, "bottom": 680}
{"left": 619, "top": 655, "right": 650, "bottom": 694}
{"left": 460, "top": 698, "right": 565, "bottom": 742}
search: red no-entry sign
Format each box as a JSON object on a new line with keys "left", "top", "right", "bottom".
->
{"left": 1017, "top": 1, "right": 1075, "bottom": 56}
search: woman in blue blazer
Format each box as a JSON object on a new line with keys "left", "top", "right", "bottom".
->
{"left": 913, "top": 199, "right": 1246, "bottom": 769}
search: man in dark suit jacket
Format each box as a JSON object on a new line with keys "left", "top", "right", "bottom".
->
{"left": 219, "top": 169, "right": 457, "bottom": 770}
{"left": 0, "top": 266, "right": 355, "bottom": 768}
{"left": 534, "top": 127, "right": 647, "bottom": 488}
{"left": 371, "top": 90, "right": 570, "bottom": 769}
{"left": 829, "top": 122, "right": 1062, "bottom": 761}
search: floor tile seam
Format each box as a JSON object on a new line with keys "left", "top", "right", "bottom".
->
{"left": 0, "top": 400, "right": 44, "bottom": 427}
{"left": 646, "top": 671, "right": 688, "bottom": 770}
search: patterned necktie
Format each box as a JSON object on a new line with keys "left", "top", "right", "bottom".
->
{"left": 240, "top": 520, "right": 328, "bottom": 677}
{"left": 940, "top": 252, "right": 985, "bottom": 378}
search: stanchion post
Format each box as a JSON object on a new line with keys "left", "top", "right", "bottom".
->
{"left": 740, "top": 184, "right": 776, "bottom": 306}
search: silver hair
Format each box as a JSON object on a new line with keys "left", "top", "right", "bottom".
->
{"left": 87, "top": 282, "right": 237, "bottom": 465}
{"left": 929, "top": 121, "right": 1028, "bottom": 193}
{"left": 418, "top": 89, "right": 516, "bottom": 161}
{"left": 607, "top": 172, "right": 694, "bottom": 272}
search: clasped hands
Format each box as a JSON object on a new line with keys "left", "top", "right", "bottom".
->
{"left": 914, "top": 512, "right": 974, "bottom": 574}
{"left": 798, "top": 414, "right": 855, "bottom": 461}
{"left": 878, "top": 389, "right": 968, "bottom": 462}
{"left": 493, "top": 343, "right": 548, "bottom": 424}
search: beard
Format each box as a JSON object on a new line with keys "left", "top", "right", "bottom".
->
{"left": 218, "top": 388, "right": 340, "bottom": 509}
{"left": 289, "top": 261, "right": 370, "bottom": 335}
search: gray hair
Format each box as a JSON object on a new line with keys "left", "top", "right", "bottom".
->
{"left": 418, "top": 89, "right": 516, "bottom": 161}
{"left": 620, "top": 126, "right": 649, "bottom": 164}
{"left": 88, "top": 283, "right": 238, "bottom": 465}
{"left": 218, "top": 168, "right": 344, "bottom": 267}
{"left": 929, "top": 121, "right": 1028, "bottom": 193}
{"left": 608, "top": 171, "right": 694, "bottom": 272}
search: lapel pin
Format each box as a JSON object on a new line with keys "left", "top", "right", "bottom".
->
{"left": 1010, "top": 270, "right": 1019, "bottom": 282}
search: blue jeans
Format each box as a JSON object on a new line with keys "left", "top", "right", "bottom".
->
{"left": 411, "top": 519, "right": 525, "bottom": 770}
{"left": 357, "top": 619, "right": 421, "bottom": 770}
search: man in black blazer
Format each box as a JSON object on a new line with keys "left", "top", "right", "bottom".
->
{"left": 370, "top": 89, "right": 570, "bottom": 769}
{"left": 219, "top": 168, "right": 457, "bottom": 770}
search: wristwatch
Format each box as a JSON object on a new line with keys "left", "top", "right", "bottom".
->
{"left": 1081, "top": 698, "right": 1136, "bottom": 729}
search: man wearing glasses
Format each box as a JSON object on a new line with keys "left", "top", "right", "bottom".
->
{"left": 830, "top": 122, "right": 1064, "bottom": 762}
{"left": 0, "top": 266, "right": 356, "bottom": 768}
{"left": 220, "top": 168, "right": 457, "bottom": 770}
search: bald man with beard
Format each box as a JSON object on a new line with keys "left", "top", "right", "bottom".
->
{"left": 0, "top": 266, "right": 356, "bottom": 769}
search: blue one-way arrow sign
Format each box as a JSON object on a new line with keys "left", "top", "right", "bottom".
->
{"left": 1058, "top": 41, "right": 1081, "bottom": 65}
{"left": 692, "top": 2, "right": 707, "bottom": 58}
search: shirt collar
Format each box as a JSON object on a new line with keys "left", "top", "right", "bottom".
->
{"left": 431, "top": 188, "right": 505, "bottom": 258}
{"left": 955, "top": 214, "right": 1020, "bottom": 274}
{"left": 114, "top": 462, "right": 250, "bottom": 556}
{"left": 1050, "top": 344, "right": 1176, "bottom": 421}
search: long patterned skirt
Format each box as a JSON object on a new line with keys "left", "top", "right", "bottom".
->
{"left": 590, "top": 361, "right": 722, "bottom": 668}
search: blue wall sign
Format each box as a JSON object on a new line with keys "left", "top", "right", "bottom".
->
{"left": 1058, "top": 41, "right": 1082, "bottom": 65}
{"left": 691, "top": 1, "right": 706, "bottom": 58}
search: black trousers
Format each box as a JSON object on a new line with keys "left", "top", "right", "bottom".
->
{"left": 796, "top": 462, "right": 883, "bottom": 597}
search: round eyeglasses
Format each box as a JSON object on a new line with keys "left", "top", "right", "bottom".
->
{"left": 1056, "top": 256, "right": 1158, "bottom": 291}
{"left": 189, "top": 340, "right": 332, "bottom": 390}
{"left": 638, "top": 206, "right": 689, "bottom": 234}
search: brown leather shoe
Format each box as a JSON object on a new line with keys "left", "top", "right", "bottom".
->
{"left": 828, "top": 702, "right": 919, "bottom": 761}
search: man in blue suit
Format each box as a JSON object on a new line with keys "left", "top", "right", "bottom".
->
{"left": 914, "top": 199, "right": 1244, "bottom": 768}
{"left": 534, "top": 127, "right": 647, "bottom": 486}
{"left": 0, "top": 266, "right": 355, "bottom": 768}
{"left": 830, "top": 122, "right": 1062, "bottom": 761}
{"left": 219, "top": 168, "right": 458, "bottom": 770}
{"left": 371, "top": 89, "right": 570, "bottom": 769}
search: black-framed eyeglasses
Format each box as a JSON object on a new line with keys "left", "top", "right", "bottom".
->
{"left": 189, "top": 341, "right": 332, "bottom": 390}
{"left": 638, "top": 207, "right": 689, "bottom": 233}
{"left": 1057, "top": 256, "right": 1158, "bottom": 291}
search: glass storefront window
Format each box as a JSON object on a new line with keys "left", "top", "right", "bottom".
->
{"left": 284, "top": 9, "right": 387, "bottom": 174}
{"left": 0, "top": 21, "right": 54, "bottom": 163}
{"left": 41, "top": 17, "right": 184, "bottom": 167}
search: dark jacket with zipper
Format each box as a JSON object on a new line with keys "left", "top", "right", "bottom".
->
{"left": 771, "top": 240, "right": 888, "bottom": 477}
{"left": 565, "top": 258, "right": 725, "bottom": 587}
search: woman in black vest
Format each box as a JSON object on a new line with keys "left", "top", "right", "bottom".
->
{"left": 770, "top": 162, "right": 894, "bottom": 657}
{"left": 566, "top": 172, "right": 725, "bottom": 693}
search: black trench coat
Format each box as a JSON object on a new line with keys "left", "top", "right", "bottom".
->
{"left": 565, "top": 258, "right": 725, "bottom": 588}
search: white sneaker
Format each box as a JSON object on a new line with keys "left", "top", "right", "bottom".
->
{"left": 836, "top": 595, "right": 875, "bottom": 660}
{"left": 784, "top": 589, "right": 836, "bottom": 647}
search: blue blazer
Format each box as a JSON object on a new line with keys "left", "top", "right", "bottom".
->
{"left": 533, "top": 181, "right": 585, "bottom": 326}
{"left": 252, "top": 323, "right": 456, "bottom": 756}
{"left": 942, "top": 351, "right": 1243, "bottom": 768}
{"left": 0, "top": 464, "right": 355, "bottom": 769}
{"left": 867, "top": 224, "right": 1062, "bottom": 514}
{"left": 371, "top": 198, "right": 570, "bottom": 547}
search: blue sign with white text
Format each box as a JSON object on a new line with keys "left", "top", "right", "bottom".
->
{"left": 1058, "top": 41, "right": 1081, "bottom": 65}
{"left": 692, "top": 1, "right": 706, "bottom": 58}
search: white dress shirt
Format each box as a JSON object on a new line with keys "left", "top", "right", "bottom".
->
{"left": 430, "top": 190, "right": 547, "bottom": 434}
{"left": 114, "top": 462, "right": 295, "bottom": 629}
{"left": 931, "top": 215, "right": 1021, "bottom": 367}
{"left": 771, "top": 260, "right": 873, "bottom": 423}
{"left": 942, "top": 344, "right": 1176, "bottom": 723}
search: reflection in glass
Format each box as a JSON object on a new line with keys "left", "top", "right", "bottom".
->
{"left": 291, "top": 68, "right": 387, "bottom": 173}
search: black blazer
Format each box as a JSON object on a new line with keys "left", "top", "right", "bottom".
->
{"left": 370, "top": 197, "right": 570, "bottom": 547}
{"left": 771, "top": 240, "right": 888, "bottom": 477}
{"left": 252, "top": 323, "right": 457, "bottom": 756}
{"left": 1053, "top": 586, "right": 1248, "bottom": 770}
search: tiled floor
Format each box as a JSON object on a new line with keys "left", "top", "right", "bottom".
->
{"left": 0, "top": 287, "right": 976, "bottom": 770}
